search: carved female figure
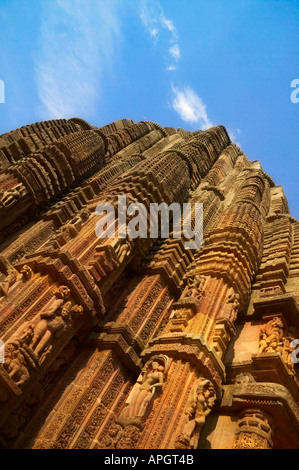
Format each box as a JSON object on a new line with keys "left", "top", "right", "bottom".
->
{"left": 227, "top": 291, "right": 240, "bottom": 322}
{"left": 220, "top": 288, "right": 240, "bottom": 323}
{"left": 122, "top": 355, "right": 169, "bottom": 420}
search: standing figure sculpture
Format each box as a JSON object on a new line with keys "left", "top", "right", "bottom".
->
{"left": 175, "top": 377, "right": 216, "bottom": 449}
{"left": 110, "top": 237, "right": 133, "bottom": 264}
{"left": 225, "top": 289, "right": 240, "bottom": 323}
{"left": 218, "top": 287, "right": 240, "bottom": 323}
{"left": 120, "top": 355, "right": 169, "bottom": 422}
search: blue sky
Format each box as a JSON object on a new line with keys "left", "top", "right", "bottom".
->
{"left": 0, "top": 0, "right": 298, "bottom": 218}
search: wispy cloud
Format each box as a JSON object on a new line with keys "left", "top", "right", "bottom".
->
{"left": 171, "top": 84, "right": 213, "bottom": 130}
{"left": 228, "top": 128, "right": 242, "bottom": 146}
{"left": 150, "top": 28, "right": 158, "bottom": 38}
{"left": 139, "top": 1, "right": 224, "bottom": 133}
{"left": 160, "top": 17, "right": 177, "bottom": 38}
{"left": 35, "top": 0, "right": 120, "bottom": 119}
{"left": 169, "top": 44, "right": 180, "bottom": 62}
{"left": 140, "top": 0, "right": 179, "bottom": 71}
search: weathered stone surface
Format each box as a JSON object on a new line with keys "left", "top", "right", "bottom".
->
{"left": 0, "top": 118, "right": 298, "bottom": 449}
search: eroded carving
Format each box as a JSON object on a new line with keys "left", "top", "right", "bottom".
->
{"left": 3, "top": 341, "right": 38, "bottom": 386}
{"left": 175, "top": 377, "right": 216, "bottom": 449}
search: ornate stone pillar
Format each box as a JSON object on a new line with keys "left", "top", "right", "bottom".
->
{"left": 234, "top": 409, "right": 273, "bottom": 449}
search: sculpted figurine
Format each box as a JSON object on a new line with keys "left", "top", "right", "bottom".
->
{"left": 282, "top": 334, "right": 296, "bottom": 374}
{"left": 110, "top": 238, "right": 133, "bottom": 264}
{"left": 225, "top": 288, "right": 240, "bottom": 323}
{"left": 19, "top": 324, "right": 34, "bottom": 345}
{"left": 175, "top": 377, "right": 216, "bottom": 449}
{"left": 20, "top": 265, "right": 33, "bottom": 281}
{"left": 58, "top": 208, "right": 90, "bottom": 238}
{"left": 121, "top": 355, "right": 169, "bottom": 421}
{"left": 39, "top": 344, "right": 53, "bottom": 364}
{"left": 183, "top": 276, "right": 205, "bottom": 300}
{"left": 24, "top": 286, "right": 83, "bottom": 357}
{"left": 0, "top": 183, "right": 26, "bottom": 208}
{"left": 0, "top": 268, "right": 18, "bottom": 297}
{"left": 4, "top": 346, "right": 30, "bottom": 386}
{"left": 258, "top": 317, "right": 284, "bottom": 354}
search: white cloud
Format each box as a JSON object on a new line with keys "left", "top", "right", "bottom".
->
{"left": 171, "top": 84, "right": 213, "bottom": 129}
{"left": 169, "top": 44, "right": 180, "bottom": 62}
{"left": 228, "top": 128, "right": 242, "bottom": 146}
{"left": 160, "top": 17, "right": 177, "bottom": 36}
{"left": 140, "top": 0, "right": 178, "bottom": 39}
{"left": 140, "top": 0, "right": 180, "bottom": 65}
{"left": 167, "top": 65, "right": 176, "bottom": 71}
{"left": 35, "top": 0, "right": 120, "bottom": 119}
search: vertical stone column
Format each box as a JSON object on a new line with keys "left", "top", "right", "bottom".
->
{"left": 233, "top": 409, "right": 273, "bottom": 449}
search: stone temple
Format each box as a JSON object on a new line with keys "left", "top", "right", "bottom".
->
{"left": 0, "top": 117, "right": 298, "bottom": 449}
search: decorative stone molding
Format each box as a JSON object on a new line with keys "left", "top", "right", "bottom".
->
{"left": 143, "top": 332, "right": 225, "bottom": 394}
